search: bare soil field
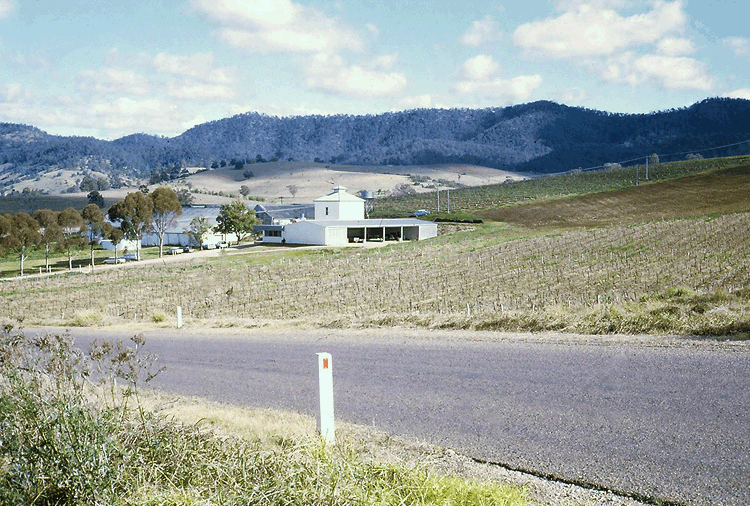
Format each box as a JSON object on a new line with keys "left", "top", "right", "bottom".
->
{"left": 1, "top": 162, "right": 527, "bottom": 212}
{"left": 178, "top": 162, "right": 525, "bottom": 204}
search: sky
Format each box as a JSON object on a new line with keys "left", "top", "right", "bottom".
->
{"left": 0, "top": 0, "right": 748, "bottom": 140}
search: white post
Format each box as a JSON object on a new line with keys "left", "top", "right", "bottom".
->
{"left": 177, "top": 306, "right": 182, "bottom": 328}
{"left": 316, "top": 352, "right": 335, "bottom": 445}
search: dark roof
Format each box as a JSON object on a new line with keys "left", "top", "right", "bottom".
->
{"left": 255, "top": 203, "right": 315, "bottom": 223}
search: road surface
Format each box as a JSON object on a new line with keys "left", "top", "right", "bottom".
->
{"left": 37, "top": 327, "right": 750, "bottom": 506}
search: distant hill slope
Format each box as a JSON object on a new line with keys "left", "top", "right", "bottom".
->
{"left": 479, "top": 161, "right": 750, "bottom": 228}
{"left": 2, "top": 97, "right": 749, "bottom": 187}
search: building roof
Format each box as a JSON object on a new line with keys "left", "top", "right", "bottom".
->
{"left": 313, "top": 186, "right": 364, "bottom": 203}
{"left": 255, "top": 203, "right": 314, "bottom": 223}
{"left": 289, "top": 218, "right": 434, "bottom": 228}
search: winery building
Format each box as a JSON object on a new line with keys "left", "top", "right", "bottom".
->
{"left": 255, "top": 186, "right": 438, "bottom": 246}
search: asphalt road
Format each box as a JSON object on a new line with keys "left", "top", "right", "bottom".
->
{"left": 43, "top": 327, "right": 750, "bottom": 506}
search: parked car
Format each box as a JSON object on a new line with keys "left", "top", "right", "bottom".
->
{"left": 202, "top": 243, "right": 216, "bottom": 250}
{"left": 217, "top": 242, "right": 229, "bottom": 249}
{"left": 122, "top": 253, "right": 139, "bottom": 261}
{"left": 182, "top": 246, "right": 193, "bottom": 253}
{"left": 412, "top": 209, "right": 431, "bottom": 217}
{"left": 166, "top": 247, "right": 183, "bottom": 255}
{"left": 103, "top": 257, "right": 126, "bottom": 264}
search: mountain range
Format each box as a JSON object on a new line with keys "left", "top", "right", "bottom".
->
{"left": 1, "top": 97, "right": 749, "bottom": 187}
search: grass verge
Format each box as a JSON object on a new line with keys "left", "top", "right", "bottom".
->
{"left": 0, "top": 325, "right": 528, "bottom": 506}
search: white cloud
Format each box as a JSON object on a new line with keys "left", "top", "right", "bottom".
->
{"left": 1, "top": 82, "right": 30, "bottom": 102}
{"left": 461, "top": 15, "right": 501, "bottom": 47}
{"left": 602, "top": 52, "right": 716, "bottom": 91}
{"left": 192, "top": 0, "right": 362, "bottom": 55}
{"left": 305, "top": 53, "right": 407, "bottom": 98}
{"left": 454, "top": 55, "right": 541, "bottom": 103}
{"left": 168, "top": 82, "right": 236, "bottom": 101}
{"left": 514, "top": 1, "right": 688, "bottom": 58}
{"left": 723, "top": 36, "right": 750, "bottom": 59}
{"left": 7, "top": 52, "right": 52, "bottom": 71}
{"left": 0, "top": 0, "right": 16, "bottom": 18}
{"left": 454, "top": 74, "right": 543, "bottom": 102}
{"left": 555, "top": 87, "right": 591, "bottom": 105}
{"left": 399, "top": 94, "right": 436, "bottom": 109}
{"left": 77, "top": 68, "right": 150, "bottom": 96}
{"left": 366, "top": 23, "right": 380, "bottom": 36}
{"left": 153, "top": 52, "right": 236, "bottom": 84}
{"left": 460, "top": 54, "right": 500, "bottom": 81}
{"left": 723, "top": 89, "right": 750, "bottom": 100}
{"left": 656, "top": 37, "right": 696, "bottom": 56}
{"left": 371, "top": 53, "right": 399, "bottom": 70}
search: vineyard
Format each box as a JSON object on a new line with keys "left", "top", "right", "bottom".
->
{"left": 2, "top": 211, "right": 749, "bottom": 337}
{"left": 372, "top": 155, "right": 750, "bottom": 218}
{"left": 3, "top": 155, "right": 750, "bottom": 337}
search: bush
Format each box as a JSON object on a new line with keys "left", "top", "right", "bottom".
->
{"left": 0, "top": 325, "right": 163, "bottom": 505}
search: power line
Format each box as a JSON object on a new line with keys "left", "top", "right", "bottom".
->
{"left": 563, "top": 138, "right": 750, "bottom": 175}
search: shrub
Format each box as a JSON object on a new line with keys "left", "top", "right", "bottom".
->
{"left": 0, "top": 325, "right": 163, "bottom": 505}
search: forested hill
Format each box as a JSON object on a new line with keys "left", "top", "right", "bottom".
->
{"left": 2, "top": 97, "right": 749, "bottom": 183}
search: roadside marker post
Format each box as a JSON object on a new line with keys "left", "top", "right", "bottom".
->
{"left": 316, "top": 352, "right": 335, "bottom": 445}
{"left": 176, "top": 306, "right": 182, "bottom": 328}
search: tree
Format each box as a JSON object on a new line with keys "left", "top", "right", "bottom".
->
{"left": 186, "top": 216, "right": 211, "bottom": 247}
{"left": 2, "top": 212, "right": 41, "bottom": 276}
{"left": 33, "top": 209, "right": 63, "bottom": 273}
{"left": 87, "top": 190, "right": 105, "bottom": 208}
{"left": 176, "top": 188, "right": 194, "bottom": 206}
{"left": 102, "top": 222, "right": 124, "bottom": 261}
{"left": 108, "top": 191, "right": 153, "bottom": 262}
{"left": 391, "top": 183, "right": 416, "bottom": 197}
{"left": 239, "top": 185, "right": 251, "bottom": 197}
{"left": 81, "top": 204, "right": 105, "bottom": 269}
{"left": 58, "top": 207, "right": 86, "bottom": 270}
{"left": 286, "top": 184, "right": 299, "bottom": 198}
{"left": 215, "top": 200, "right": 258, "bottom": 244}
{"left": 148, "top": 187, "right": 182, "bottom": 257}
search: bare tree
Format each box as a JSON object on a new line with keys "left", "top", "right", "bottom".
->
{"left": 286, "top": 184, "right": 299, "bottom": 198}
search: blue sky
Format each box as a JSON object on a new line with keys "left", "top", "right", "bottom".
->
{"left": 0, "top": 0, "right": 748, "bottom": 140}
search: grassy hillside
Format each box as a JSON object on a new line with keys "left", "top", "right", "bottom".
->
{"left": 372, "top": 155, "right": 750, "bottom": 218}
{"left": 2, "top": 155, "right": 749, "bottom": 337}
{"left": 480, "top": 161, "right": 750, "bottom": 228}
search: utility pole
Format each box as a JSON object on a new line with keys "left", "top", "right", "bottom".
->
{"left": 436, "top": 181, "right": 440, "bottom": 212}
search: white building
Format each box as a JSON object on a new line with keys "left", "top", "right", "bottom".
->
{"left": 256, "top": 186, "right": 438, "bottom": 246}
{"left": 140, "top": 206, "right": 238, "bottom": 247}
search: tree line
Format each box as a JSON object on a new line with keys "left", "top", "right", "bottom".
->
{"left": 2, "top": 98, "right": 749, "bottom": 186}
{"left": 0, "top": 188, "right": 258, "bottom": 276}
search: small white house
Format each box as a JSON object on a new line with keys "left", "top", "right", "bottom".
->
{"left": 256, "top": 186, "right": 438, "bottom": 246}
